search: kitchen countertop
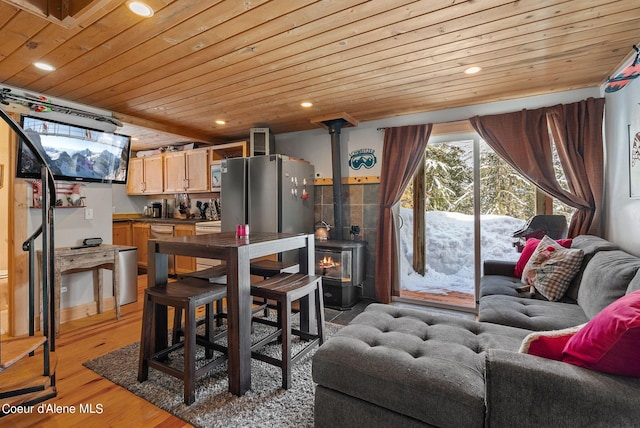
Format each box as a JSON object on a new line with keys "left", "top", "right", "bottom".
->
{"left": 112, "top": 216, "right": 216, "bottom": 224}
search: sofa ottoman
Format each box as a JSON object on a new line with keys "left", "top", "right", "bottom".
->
{"left": 312, "top": 303, "right": 529, "bottom": 428}
{"left": 313, "top": 302, "right": 640, "bottom": 428}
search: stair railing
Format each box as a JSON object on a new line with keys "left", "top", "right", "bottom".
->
{"left": 0, "top": 108, "right": 56, "bottom": 376}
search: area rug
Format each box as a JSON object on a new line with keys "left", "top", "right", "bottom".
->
{"left": 83, "top": 321, "right": 342, "bottom": 428}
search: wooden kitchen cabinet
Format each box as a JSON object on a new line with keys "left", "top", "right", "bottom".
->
{"left": 112, "top": 221, "right": 132, "bottom": 246}
{"left": 164, "top": 148, "right": 209, "bottom": 193}
{"left": 126, "top": 155, "right": 164, "bottom": 194}
{"left": 132, "top": 222, "right": 150, "bottom": 270}
{"left": 174, "top": 224, "right": 196, "bottom": 274}
{"left": 209, "top": 141, "right": 247, "bottom": 161}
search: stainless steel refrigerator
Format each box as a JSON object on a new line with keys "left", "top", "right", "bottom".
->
{"left": 221, "top": 154, "right": 315, "bottom": 244}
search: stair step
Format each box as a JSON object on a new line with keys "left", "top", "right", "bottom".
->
{"left": 0, "top": 351, "right": 57, "bottom": 397}
{"left": 0, "top": 385, "right": 57, "bottom": 416}
{"left": 1, "top": 335, "right": 47, "bottom": 369}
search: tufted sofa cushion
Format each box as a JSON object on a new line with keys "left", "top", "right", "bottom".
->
{"left": 312, "top": 304, "right": 529, "bottom": 428}
{"left": 478, "top": 295, "right": 588, "bottom": 331}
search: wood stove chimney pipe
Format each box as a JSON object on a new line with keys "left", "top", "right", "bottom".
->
{"left": 310, "top": 113, "right": 359, "bottom": 241}
{"left": 327, "top": 119, "right": 346, "bottom": 240}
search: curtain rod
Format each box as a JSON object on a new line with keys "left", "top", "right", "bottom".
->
{"left": 376, "top": 119, "right": 472, "bottom": 131}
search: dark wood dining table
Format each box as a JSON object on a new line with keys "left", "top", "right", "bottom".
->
{"left": 147, "top": 231, "right": 316, "bottom": 396}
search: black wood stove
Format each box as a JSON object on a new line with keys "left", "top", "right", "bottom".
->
{"left": 315, "top": 239, "right": 366, "bottom": 310}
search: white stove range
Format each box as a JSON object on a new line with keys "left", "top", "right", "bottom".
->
{"left": 194, "top": 220, "right": 222, "bottom": 270}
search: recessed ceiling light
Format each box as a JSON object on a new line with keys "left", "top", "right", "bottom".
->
{"left": 300, "top": 102, "right": 313, "bottom": 108}
{"left": 34, "top": 62, "right": 55, "bottom": 71}
{"left": 127, "top": 1, "right": 154, "bottom": 17}
{"left": 464, "top": 66, "right": 481, "bottom": 75}
{"left": 215, "top": 120, "right": 226, "bottom": 125}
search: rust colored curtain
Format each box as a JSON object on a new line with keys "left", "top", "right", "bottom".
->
{"left": 375, "top": 124, "right": 432, "bottom": 303}
{"left": 470, "top": 97, "right": 605, "bottom": 237}
{"left": 547, "top": 98, "right": 605, "bottom": 236}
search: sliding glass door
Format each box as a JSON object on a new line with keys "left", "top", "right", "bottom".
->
{"left": 397, "top": 132, "right": 534, "bottom": 311}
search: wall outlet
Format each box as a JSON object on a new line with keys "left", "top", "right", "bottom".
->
{"left": 85, "top": 208, "right": 93, "bottom": 220}
{"left": 61, "top": 286, "right": 68, "bottom": 293}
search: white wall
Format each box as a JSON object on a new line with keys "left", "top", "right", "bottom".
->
{"left": 276, "top": 88, "right": 601, "bottom": 179}
{"left": 112, "top": 182, "right": 146, "bottom": 214}
{"left": 604, "top": 76, "right": 640, "bottom": 256}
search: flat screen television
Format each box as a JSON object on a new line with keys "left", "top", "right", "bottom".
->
{"left": 16, "top": 115, "right": 131, "bottom": 184}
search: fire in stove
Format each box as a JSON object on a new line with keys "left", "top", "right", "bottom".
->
{"left": 319, "top": 256, "right": 339, "bottom": 269}
{"left": 318, "top": 256, "right": 341, "bottom": 276}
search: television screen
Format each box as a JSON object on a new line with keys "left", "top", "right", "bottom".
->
{"left": 17, "top": 115, "right": 131, "bottom": 184}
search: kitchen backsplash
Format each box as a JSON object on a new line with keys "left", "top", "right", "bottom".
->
{"left": 144, "top": 195, "right": 220, "bottom": 220}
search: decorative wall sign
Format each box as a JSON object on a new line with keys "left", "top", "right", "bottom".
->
{"left": 630, "top": 104, "right": 640, "bottom": 198}
{"left": 29, "top": 180, "right": 86, "bottom": 208}
{"left": 348, "top": 148, "right": 377, "bottom": 170}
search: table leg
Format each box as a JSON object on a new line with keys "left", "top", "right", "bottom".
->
{"left": 299, "top": 235, "right": 317, "bottom": 334}
{"left": 226, "top": 247, "right": 252, "bottom": 396}
{"left": 96, "top": 270, "right": 103, "bottom": 314}
{"left": 148, "top": 240, "right": 169, "bottom": 353}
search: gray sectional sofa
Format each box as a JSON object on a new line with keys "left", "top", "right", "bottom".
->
{"left": 312, "top": 235, "right": 640, "bottom": 427}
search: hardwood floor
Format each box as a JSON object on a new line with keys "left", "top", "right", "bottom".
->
{"left": 400, "top": 290, "right": 476, "bottom": 309}
{"left": 2, "top": 275, "right": 191, "bottom": 428}
{"left": 1, "top": 275, "right": 476, "bottom": 427}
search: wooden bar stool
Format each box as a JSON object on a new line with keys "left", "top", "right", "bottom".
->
{"left": 250, "top": 259, "right": 299, "bottom": 316}
{"left": 250, "top": 273, "right": 325, "bottom": 389}
{"left": 250, "top": 259, "right": 299, "bottom": 277}
{"left": 179, "top": 264, "right": 228, "bottom": 283}
{"left": 138, "top": 280, "right": 227, "bottom": 405}
{"left": 178, "top": 264, "right": 228, "bottom": 332}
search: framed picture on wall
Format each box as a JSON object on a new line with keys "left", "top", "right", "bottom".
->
{"left": 630, "top": 104, "right": 640, "bottom": 198}
{"left": 210, "top": 161, "right": 221, "bottom": 192}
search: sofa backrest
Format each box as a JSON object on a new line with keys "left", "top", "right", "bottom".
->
{"left": 577, "top": 249, "right": 640, "bottom": 319}
{"left": 627, "top": 269, "right": 640, "bottom": 295}
{"left": 567, "top": 235, "right": 619, "bottom": 300}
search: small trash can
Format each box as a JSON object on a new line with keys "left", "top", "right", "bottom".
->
{"left": 118, "top": 246, "right": 138, "bottom": 305}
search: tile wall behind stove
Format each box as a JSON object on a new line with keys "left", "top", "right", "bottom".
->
{"left": 314, "top": 183, "right": 379, "bottom": 300}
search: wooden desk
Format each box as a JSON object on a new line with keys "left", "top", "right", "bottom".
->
{"left": 41, "top": 245, "right": 122, "bottom": 337}
{"left": 148, "top": 232, "right": 315, "bottom": 396}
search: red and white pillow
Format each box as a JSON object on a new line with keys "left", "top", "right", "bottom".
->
{"left": 520, "top": 236, "right": 584, "bottom": 301}
{"left": 514, "top": 237, "right": 573, "bottom": 277}
{"left": 520, "top": 290, "right": 640, "bottom": 378}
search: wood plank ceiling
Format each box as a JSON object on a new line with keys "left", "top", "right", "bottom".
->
{"left": 0, "top": 0, "right": 638, "bottom": 151}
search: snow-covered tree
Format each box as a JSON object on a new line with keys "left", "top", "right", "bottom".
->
{"left": 401, "top": 143, "right": 472, "bottom": 211}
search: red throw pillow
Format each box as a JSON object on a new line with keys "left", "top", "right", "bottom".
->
{"left": 514, "top": 237, "right": 573, "bottom": 277}
{"left": 518, "top": 324, "right": 585, "bottom": 360}
{"left": 562, "top": 290, "right": 640, "bottom": 378}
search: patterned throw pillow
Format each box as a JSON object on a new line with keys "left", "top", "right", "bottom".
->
{"left": 521, "top": 235, "right": 584, "bottom": 301}
{"left": 514, "top": 237, "right": 573, "bottom": 277}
